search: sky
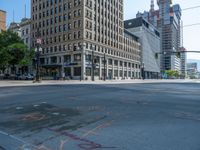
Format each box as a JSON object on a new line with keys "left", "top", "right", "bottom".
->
{"left": 0, "top": 0, "right": 200, "bottom": 60}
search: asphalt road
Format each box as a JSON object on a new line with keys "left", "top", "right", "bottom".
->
{"left": 0, "top": 82, "right": 200, "bottom": 150}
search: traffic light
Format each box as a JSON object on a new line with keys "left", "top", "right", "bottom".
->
{"left": 155, "top": 53, "right": 158, "bottom": 59}
{"left": 176, "top": 52, "right": 181, "bottom": 58}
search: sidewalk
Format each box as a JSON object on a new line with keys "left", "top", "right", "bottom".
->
{"left": 0, "top": 79, "right": 197, "bottom": 87}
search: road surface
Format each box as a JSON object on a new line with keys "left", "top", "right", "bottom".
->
{"left": 0, "top": 82, "right": 200, "bottom": 150}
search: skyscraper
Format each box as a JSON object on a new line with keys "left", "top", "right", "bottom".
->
{"left": 137, "top": 0, "right": 182, "bottom": 73}
{"left": 31, "top": 0, "right": 141, "bottom": 80}
{"left": 158, "top": 0, "right": 182, "bottom": 72}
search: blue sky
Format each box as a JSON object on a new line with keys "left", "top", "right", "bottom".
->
{"left": 0, "top": 0, "right": 200, "bottom": 60}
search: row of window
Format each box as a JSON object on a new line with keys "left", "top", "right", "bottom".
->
{"left": 33, "top": 0, "right": 82, "bottom": 11}
{"left": 22, "top": 28, "right": 29, "bottom": 35}
{"left": 40, "top": 41, "right": 140, "bottom": 62}
{"left": 32, "top": 8, "right": 82, "bottom": 22}
{"left": 41, "top": 55, "right": 140, "bottom": 70}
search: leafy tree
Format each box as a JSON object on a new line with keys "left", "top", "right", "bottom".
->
{"left": 0, "top": 48, "right": 11, "bottom": 73}
{"left": 165, "top": 70, "right": 180, "bottom": 79}
{"left": 0, "top": 30, "right": 23, "bottom": 48}
{"left": 7, "top": 43, "right": 27, "bottom": 74}
{"left": 0, "top": 30, "right": 35, "bottom": 74}
{"left": 20, "top": 48, "right": 35, "bottom": 73}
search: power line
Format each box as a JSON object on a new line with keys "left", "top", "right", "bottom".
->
{"left": 182, "top": 5, "right": 200, "bottom": 11}
{"left": 181, "top": 5, "right": 200, "bottom": 28}
{"left": 183, "top": 23, "right": 200, "bottom": 28}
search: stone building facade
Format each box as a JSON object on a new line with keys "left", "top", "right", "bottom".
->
{"left": 125, "top": 17, "right": 161, "bottom": 79}
{"left": 31, "top": 0, "right": 141, "bottom": 80}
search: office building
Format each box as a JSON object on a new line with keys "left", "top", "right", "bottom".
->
{"left": 137, "top": 0, "right": 182, "bottom": 73}
{"left": 31, "top": 0, "right": 141, "bottom": 80}
{"left": 124, "top": 17, "right": 161, "bottom": 79}
{"left": 187, "top": 62, "right": 198, "bottom": 79}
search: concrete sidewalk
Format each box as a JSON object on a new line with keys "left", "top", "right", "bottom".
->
{"left": 0, "top": 79, "right": 198, "bottom": 87}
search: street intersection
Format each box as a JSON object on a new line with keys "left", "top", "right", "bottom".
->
{"left": 0, "top": 81, "right": 200, "bottom": 150}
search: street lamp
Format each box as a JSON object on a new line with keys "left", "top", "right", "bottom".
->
{"left": 34, "top": 47, "right": 42, "bottom": 82}
{"left": 91, "top": 45, "right": 95, "bottom": 81}
{"left": 103, "top": 53, "right": 106, "bottom": 81}
{"left": 80, "top": 42, "right": 86, "bottom": 81}
{"left": 34, "top": 28, "right": 42, "bottom": 83}
{"left": 141, "top": 62, "right": 145, "bottom": 80}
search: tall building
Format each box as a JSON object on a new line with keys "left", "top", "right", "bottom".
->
{"left": 0, "top": 10, "right": 6, "bottom": 32}
{"left": 31, "top": 0, "right": 141, "bottom": 80}
{"left": 137, "top": 0, "right": 182, "bottom": 73}
{"left": 159, "top": 1, "right": 182, "bottom": 72}
{"left": 187, "top": 62, "right": 198, "bottom": 79}
{"left": 124, "top": 17, "right": 161, "bottom": 79}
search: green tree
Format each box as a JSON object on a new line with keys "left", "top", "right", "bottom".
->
{"left": 0, "top": 48, "right": 11, "bottom": 73}
{"left": 0, "top": 30, "right": 23, "bottom": 48}
{"left": 165, "top": 70, "right": 180, "bottom": 79}
{"left": 7, "top": 43, "right": 27, "bottom": 74}
{"left": 0, "top": 30, "right": 35, "bottom": 74}
{"left": 20, "top": 48, "right": 35, "bottom": 73}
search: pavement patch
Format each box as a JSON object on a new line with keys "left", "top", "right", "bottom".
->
{"left": 0, "top": 146, "right": 6, "bottom": 150}
{"left": 0, "top": 103, "right": 80, "bottom": 133}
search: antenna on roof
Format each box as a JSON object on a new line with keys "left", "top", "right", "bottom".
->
{"left": 12, "top": 9, "right": 15, "bottom": 22}
{"left": 25, "top": 4, "right": 26, "bottom": 18}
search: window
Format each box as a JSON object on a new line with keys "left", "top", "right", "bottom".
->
{"left": 74, "top": 67, "right": 81, "bottom": 76}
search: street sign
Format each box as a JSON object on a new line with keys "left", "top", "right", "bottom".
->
{"left": 36, "top": 38, "right": 42, "bottom": 44}
{"left": 64, "top": 62, "right": 78, "bottom": 66}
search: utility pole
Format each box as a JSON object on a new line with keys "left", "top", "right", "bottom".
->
{"left": 91, "top": 45, "right": 95, "bottom": 81}
{"left": 104, "top": 53, "right": 106, "bottom": 81}
{"left": 141, "top": 63, "right": 145, "bottom": 80}
{"left": 35, "top": 28, "right": 42, "bottom": 82}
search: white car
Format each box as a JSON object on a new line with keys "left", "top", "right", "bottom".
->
{"left": 19, "top": 74, "right": 34, "bottom": 80}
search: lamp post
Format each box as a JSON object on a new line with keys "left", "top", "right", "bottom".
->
{"left": 103, "top": 53, "right": 106, "bottom": 81}
{"left": 141, "top": 62, "right": 145, "bottom": 80}
{"left": 35, "top": 28, "right": 42, "bottom": 82}
{"left": 81, "top": 42, "right": 86, "bottom": 81}
{"left": 91, "top": 45, "right": 95, "bottom": 81}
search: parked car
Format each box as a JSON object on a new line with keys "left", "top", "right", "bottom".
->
{"left": 0, "top": 74, "right": 4, "bottom": 80}
{"left": 18, "top": 74, "right": 34, "bottom": 80}
{"left": 3, "top": 74, "right": 10, "bottom": 80}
